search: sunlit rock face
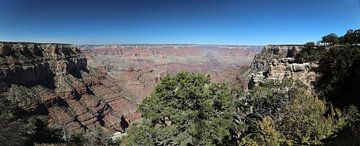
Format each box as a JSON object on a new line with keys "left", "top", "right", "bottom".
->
{"left": 246, "top": 45, "right": 318, "bottom": 90}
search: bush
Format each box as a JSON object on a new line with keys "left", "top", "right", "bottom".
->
{"left": 277, "top": 94, "right": 345, "bottom": 144}
{"left": 236, "top": 79, "right": 345, "bottom": 145}
{"left": 295, "top": 45, "right": 325, "bottom": 62}
{"left": 0, "top": 94, "right": 64, "bottom": 145}
{"left": 317, "top": 46, "right": 360, "bottom": 108}
{"left": 68, "top": 128, "right": 113, "bottom": 146}
{"left": 127, "top": 72, "right": 236, "bottom": 145}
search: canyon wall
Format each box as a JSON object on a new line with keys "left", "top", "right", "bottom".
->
{"left": 80, "top": 45, "right": 261, "bottom": 100}
{"left": 0, "top": 42, "right": 86, "bottom": 85}
{"left": 0, "top": 42, "right": 137, "bottom": 133}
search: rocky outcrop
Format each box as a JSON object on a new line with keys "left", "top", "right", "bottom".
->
{"left": 245, "top": 45, "right": 318, "bottom": 89}
{"left": 247, "top": 45, "right": 303, "bottom": 73}
{"left": 0, "top": 42, "right": 137, "bottom": 133}
{"left": 0, "top": 42, "right": 87, "bottom": 85}
{"left": 263, "top": 45, "right": 303, "bottom": 57}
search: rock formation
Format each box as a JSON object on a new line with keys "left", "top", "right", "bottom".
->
{"left": 0, "top": 42, "right": 137, "bottom": 133}
{"left": 244, "top": 45, "right": 318, "bottom": 90}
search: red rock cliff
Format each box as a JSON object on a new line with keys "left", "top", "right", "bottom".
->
{"left": 0, "top": 42, "right": 137, "bottom": 133}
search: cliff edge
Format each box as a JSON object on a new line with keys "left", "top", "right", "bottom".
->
{"left": 244, "top": 45, "right": 318, "bottom": 90}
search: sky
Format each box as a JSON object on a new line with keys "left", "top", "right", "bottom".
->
{"left": 0, "top": 0, "right": 359, "bottom": 45}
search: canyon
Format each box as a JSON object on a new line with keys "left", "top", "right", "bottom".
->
{"left": 0, "top": 42, "right": 260, "bottom": 134}
{"left": 0, "top": 42, "right": 138, "bottom": 133}
{"left": 0, "top": 41, "right": 316, "bottom": 138}
{"left": 80, "top": 45, "right": 261, "bottom": 101}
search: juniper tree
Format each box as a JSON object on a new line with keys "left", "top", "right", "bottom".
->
{"left": 127, "top": 72, "right": 236, "bottom": 145}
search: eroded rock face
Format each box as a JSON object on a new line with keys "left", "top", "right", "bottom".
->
{"left": 245, "top": 45, "right": 318, "bottom": 89}
{"left": 0, "top": 42, "right": 87, "bottom": 85}
{"left": 263, "top": 45, "right": 303, "bottom": 57}
{"left": 0, "top": 42, "right": 137, "bottom": 133}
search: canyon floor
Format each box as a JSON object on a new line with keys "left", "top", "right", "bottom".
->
{"left": 81, "top": 45, "right": 261, "bottom": 102}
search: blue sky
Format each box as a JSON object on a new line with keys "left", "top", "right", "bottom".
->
{"left": 0, "top": 0, "right": 359, "bottom": 45}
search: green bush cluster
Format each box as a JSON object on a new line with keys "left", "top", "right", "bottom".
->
{"left": 295, "top": 42, "right": 325, "bottom": 62}
{"left": 236, "top": 79, "right": 346, "bottom": 145}
{"left": 321, "top": 29, "right": 360, "bottom": 45}
{"left": 127, "top": 72, "right": 236, "bottom": 145}
{"left": 125, "top": 73, "right": 354, "bottom": 145}
{"left": 317, "top": 46, "right": 360, "bottom": 108}
{"left": 296, "top": 29, "right": 360, "bottom": 63}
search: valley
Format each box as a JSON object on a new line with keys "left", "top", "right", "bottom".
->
{"left": 1, "top": 0, "right": 358, "bottom": 145}
{"left": 80, "top": 45, "right": 260, "bottom": 101}
{"left": 0, "top": 42, "right": 260, "bottom": 135}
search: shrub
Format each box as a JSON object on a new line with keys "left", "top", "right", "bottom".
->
{"left": 127, "top": 72, "right": 236, "bottom": 145}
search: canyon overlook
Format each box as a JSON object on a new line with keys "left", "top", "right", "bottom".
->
{"left": 80, "top": 45, "right": 261, "bottom": 100}
{"left": 1, "top": 0, "right": 357, "bottom": 144}
{"left": 0, "top": 42, "right": 261, "bottom": 134}
{"left": 0, "top": 42, "right": 138, "bottom": 133}
{"left": 0, "top": 42, "right": 316, "bottom": 137}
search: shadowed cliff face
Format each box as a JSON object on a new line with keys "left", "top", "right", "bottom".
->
{"left": 0, "top": 42, "right": 137, "bottom": 133}
{"left": 0, "top": 42, "right": 87, "bottom": 87}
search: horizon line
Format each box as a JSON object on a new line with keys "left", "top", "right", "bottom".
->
{"left": 0, "top": 40, "right": 306, "bottom": 46}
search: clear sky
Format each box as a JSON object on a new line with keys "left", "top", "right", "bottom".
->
{"left": 0, "top": 0, "right": 359, "bottom": 45}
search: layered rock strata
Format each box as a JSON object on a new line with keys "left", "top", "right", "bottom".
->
{"left": 0, "top": 42, "right": 137, "bottom": 133}
{"left": 80, "top": 45, "right": 261, "bottom": 100}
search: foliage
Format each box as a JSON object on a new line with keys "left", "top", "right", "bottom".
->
{"left": 127, "top": 72, "right": 236, "bottom": 145}
{"left": 342, "top": 29, "right": 360, "bottom": 45}
{"left": 235, "top": 79, "right": 307, "bottom": 129}
{"left": 68, "top": 128, "right": 113, "bottom": 146}
{"left": 304, "top": 41, "right": 316, "bottom": 48}
{"left": 317, "top": 46, "right": 360, "bottom": 108}
{"left": 292, "top": 28, "right": 360, "bottom": 144}
{"left": 0, "top": 110, "right": 30, "bottom": 146}
{"left": 240, "top": 116, "right": 285, "bottom": 146}
{"left": 320, "top": 29, "right": 360, "bottom": 46}
{"left": 0, "top": 90, "right": 64, "bottom": 145}
{"left": 28, "top": 117, "right": 64, "bottom": 144}
{"left": 277, "top": 94, "right": 345, "bottom": 144}
{"left": 321, "top": 33, "right": 339, "bottom": 45}
{"left": 325, "top": 106, "right": 360, "bottom": 145}
{"left": 235, "top": 79, "right": 301, "bottom": 145}
{"left": 295, "top": 43, "right": 325, "bottom": 62}
{"left": 236, "top": 79, "right": 345, "bottom": 145}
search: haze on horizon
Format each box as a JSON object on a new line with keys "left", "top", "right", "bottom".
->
{"left": 0, "top": 0, "right": 359, "bottom": 45}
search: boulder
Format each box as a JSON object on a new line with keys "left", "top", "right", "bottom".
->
{"left": 289, "top": 63, "right": 310, "bottom": 72}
